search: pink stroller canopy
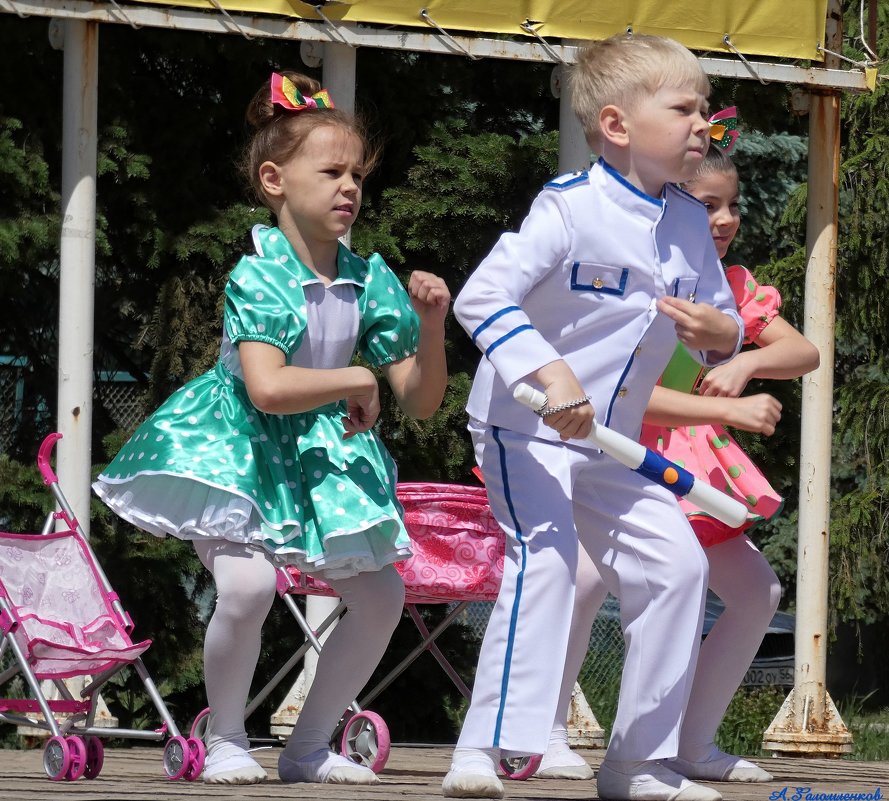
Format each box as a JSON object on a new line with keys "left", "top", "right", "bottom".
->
{"left": 0, "top": 531, "right": 150, "bottom": 679}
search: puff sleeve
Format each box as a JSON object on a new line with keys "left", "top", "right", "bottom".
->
{"left": 356, "top": 253, "right": 421, "bottom": 367}
{"left": 224, "top": 255, "right": 308, "bottom": 357}
{"left": 725, "top": 265, "right": 782, "bottom": 345}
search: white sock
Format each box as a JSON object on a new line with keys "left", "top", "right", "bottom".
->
{"left": 278, "top": 747, "right": 378, "bottom": 784}
{"left": 539, "top": 728, "right": 588, "bottom": 770}
{"left": 202, "top": 741, "right": 267, "bottom": 783}
{"left": 449, "top": 746, "right": 500, "bottom": 775}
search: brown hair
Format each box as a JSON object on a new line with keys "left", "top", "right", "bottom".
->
{"left": 240, "top": 70, "right": 381, "bottom": 209}
{"left": 683, "top": 146, "right": 738, "bottom": 190}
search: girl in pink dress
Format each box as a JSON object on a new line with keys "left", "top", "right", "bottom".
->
{"left": 537, "top": 143, "right": 820, "bottom": 784}
{"left": 641, "top": 145, "right": 820, "bottom": 782}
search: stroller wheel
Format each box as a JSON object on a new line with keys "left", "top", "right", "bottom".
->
{"left": 499, "top": 754, "right": 542, "bottom": 781}
{"left": 64, "top": 736, "right": 88, "bottom": 781}
{"left": 162, "top": 735, "right": 191, "bottom": 780}
{"left": 43, "top": 736, "right": 72, "bottom": 781}
{"left": 184, "top": 737, "right": 206, "bottom": 781}
{"left": 83, "top": 736, "right": 104, "bottom": 779}
{"left": 340, "top": 710, "right": 391, "bottom": 773}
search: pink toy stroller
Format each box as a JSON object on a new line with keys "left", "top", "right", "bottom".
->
{"left": 0, "top": 434, "right": 205, "bottom": 781}
{"left": 233, "top": 481, "right": 541, "bottom": 780}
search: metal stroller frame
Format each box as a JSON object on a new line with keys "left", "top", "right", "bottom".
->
{"left": 0, "top": 434, "right": 205, "bottom": 781}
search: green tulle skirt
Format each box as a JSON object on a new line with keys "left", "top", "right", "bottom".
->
{"left": 93, "top": 362, "right": 411, "bottom": 579}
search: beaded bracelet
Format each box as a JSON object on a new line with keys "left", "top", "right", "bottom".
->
{"left": 535, "top": 395, "right": 592, "bottom": 418}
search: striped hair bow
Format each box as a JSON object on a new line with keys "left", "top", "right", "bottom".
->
{"left": 270, "top": 72, "right": 334, "bottom": 112}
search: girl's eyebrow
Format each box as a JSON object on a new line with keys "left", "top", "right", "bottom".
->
{"left": 320, "top": 158, "right": 365, "bottom": 170}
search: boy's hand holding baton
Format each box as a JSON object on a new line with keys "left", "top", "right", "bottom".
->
{"left": 513, "top": 382, "right": 747, "bottom": 528}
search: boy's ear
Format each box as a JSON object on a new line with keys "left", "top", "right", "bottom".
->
{"left": 258, "top": 161, "right": 284, "bottom": 197}
{"left": 599, "top": 104, "right": 630, "bottom": 148}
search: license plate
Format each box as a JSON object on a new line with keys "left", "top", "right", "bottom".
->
{"left": 742, "top": 664, "right": 794, "bottom": 687}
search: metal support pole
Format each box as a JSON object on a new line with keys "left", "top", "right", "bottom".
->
{"left": 270, "top": 41, "right": 357, "bottom": 740}
{"left": 763, "top": 0, "right": 852, "bottom": 756}
{"left": 323, "top": 41, "right": 356, "bottom": 247}
{"left": 57, "top": 18, "right": 98, "bottom": 538}
{"left": 19, "top": 18, "right": 118, "bottom": 739}
{"left": 553, "top": 46, "right": 591, "bottom": 174}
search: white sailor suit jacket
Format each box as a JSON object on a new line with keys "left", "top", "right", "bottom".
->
{"left": 454, "top": 158, "right": 743, "bottom": 445}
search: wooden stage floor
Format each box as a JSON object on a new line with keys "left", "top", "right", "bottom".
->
{"left": 2, "top": 745, "right": 887, "bottom": 800}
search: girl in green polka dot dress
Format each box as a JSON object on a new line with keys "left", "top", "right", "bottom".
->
{"left": 93, "top": 71, "right": 449, "bottom": 787}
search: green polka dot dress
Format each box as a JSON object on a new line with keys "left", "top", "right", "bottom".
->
{"left": 93, "top": 225, "right": 420, "bottom": 579}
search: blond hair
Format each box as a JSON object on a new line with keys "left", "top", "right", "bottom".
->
{"left": 570, "top": 34, "right": 710, "bottom": 147}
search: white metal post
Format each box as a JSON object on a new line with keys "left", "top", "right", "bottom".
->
{"left": 19, "top": 18, "right": 117, "bottom": 739}
{"left": 56, "top": 18, "right": 99, "bottom": 538}
{"left": 271, "top": 41, "right": 357, "bottom": 739}
{"left": 553, "top": 51, "right": 591, "bottom": 174}
{"left": 763, "top": 0, "right": 852, "bottom": 755}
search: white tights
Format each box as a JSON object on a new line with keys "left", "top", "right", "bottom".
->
{"left": 551, "top": 533, "right": 780, "bottom": 759}
{"left": 194, "top": 540, "right": 404, "bottom": 758}
{"left": 550, "top": 542, "right": 608, "bottom": 746}
{"left": 677, "top": 535, "right": 780, "bottom": 759}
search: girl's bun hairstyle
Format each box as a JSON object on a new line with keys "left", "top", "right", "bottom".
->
{"left": 244, "top": 71, "right": 323, "bottom": 130}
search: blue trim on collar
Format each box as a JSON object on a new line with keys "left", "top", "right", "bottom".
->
{"left": 545, "top": 171, "right": 589, "bottom": 190}
{"left": 599, "top": 158, "right": 664, "bottom": 207}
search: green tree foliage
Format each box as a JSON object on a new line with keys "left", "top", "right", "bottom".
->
{"left": 731, "top": 131, "right": 809, "bottom": 273}
{"left": 356, "top": 119, "right": 560, "bottom": 481}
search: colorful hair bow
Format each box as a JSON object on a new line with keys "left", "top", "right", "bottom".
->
{"left": 270, "top": 72, "right": 334, "bottom": 112}
{"left": 708, "top": 107, "right": 739, "bottom": 154}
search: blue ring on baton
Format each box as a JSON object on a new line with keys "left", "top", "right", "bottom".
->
{"left": 636, "top": 449, "right": 695, "bottom": 496}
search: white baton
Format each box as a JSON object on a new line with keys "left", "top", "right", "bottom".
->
{"left": 513, "top": 383, "right": 748, "bottom": 528}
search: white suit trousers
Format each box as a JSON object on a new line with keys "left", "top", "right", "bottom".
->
{"left": 457, "top": 424, "right": 709, "bottom": 761}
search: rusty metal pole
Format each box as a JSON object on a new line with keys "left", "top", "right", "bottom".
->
{"left": 763, "top": 0, "right": 852, "bottom": 756}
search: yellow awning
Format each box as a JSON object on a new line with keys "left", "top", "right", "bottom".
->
{"left": 130, "top": 0, "right": 827, "bottom": 61}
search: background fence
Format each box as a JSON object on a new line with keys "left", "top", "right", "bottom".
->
{"left": 455, "top": 597, "right": 626, "bottom": 719}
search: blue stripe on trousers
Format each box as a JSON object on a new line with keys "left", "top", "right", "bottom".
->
{"left": 492, "top": 426, "right": 528, "bottom": 746}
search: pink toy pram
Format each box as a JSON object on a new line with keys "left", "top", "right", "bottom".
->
{"left": 0, "top": 434, "right": 205, "bottom": 781}
{"left": 236, "top": 481, "right": 541, "bottom": 780}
